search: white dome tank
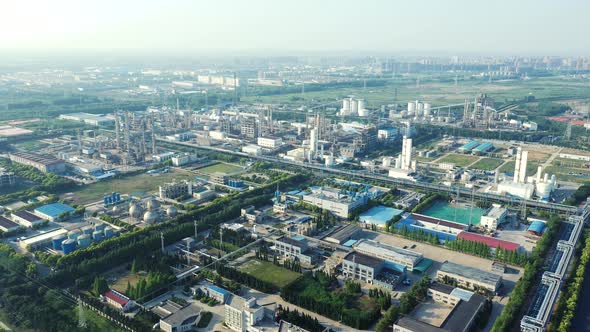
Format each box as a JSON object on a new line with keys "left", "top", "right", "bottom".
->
{"left": 166, "top": 206, "right": 178, "bottom": 217}
{"left": 129, "top": 203, "right": 143, "bottom": 219}
{"left": 143, "top": 211, "right": 158, "bottom": 223}
{"left": 146, "top": 199, "right": 160, "bottom": 211}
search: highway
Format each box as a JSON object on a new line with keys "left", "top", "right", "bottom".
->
{"left": 158, "top": 138, "right": 578, "bottom": 214}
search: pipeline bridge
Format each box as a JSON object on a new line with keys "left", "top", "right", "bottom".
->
{"left": 158, "top": 138, "right": 578, "bottom": 215}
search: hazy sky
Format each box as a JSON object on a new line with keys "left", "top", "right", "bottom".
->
{"left": 1, "top": 0, "right": 589, "bottom": 56}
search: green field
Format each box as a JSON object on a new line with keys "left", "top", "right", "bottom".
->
{"left": 240, "top": 260, "right": 301, "bottom": 288}
{"left": 436, "top": 153, "right": 480, "bottom": 167}
{"left": 470, "top": 158, "right": 505, "bottom": 171}
{"left": 64, "top": 170, "right": 194, "bottom": 204}
{"left": 499, "top": 160, "right": 540, "bottom": 175}
{"left": 197, "top": 162, "right": 243, "bottom": 175}
{"left": 544, "top": 165, "right": 590, "bottom": 183}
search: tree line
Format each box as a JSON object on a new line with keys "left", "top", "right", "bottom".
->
{"left": 375, "top": 276, "right": 431, "bottom": 332}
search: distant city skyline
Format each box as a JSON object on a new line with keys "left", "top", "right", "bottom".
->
{"left": 1, "top": 0, "right": 590, "bottom": 56}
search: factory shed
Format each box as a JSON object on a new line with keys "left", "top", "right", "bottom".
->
{"left": 458, "top": 232, "right": 520, "bottom": 251}
{"left": 527, "top": 221, "right": 546, "bottom": 236}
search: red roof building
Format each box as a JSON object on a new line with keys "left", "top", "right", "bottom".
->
{"left": 457, "top": 232, "right": 520, "bottom": 252}
{"left": 104, "top": 289, "right": 134, "bottom": 311}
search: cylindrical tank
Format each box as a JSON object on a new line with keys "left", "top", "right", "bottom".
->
{"left": 166, "top": 206, "right": 178, "bottom": 218}
{"left": 129, "top": 203, "right": 143, "bottom": 218}
{"left": 342, "top": 98, "right": 351, "bottom": 112}
{"left": 103, "top": 226, "right": 114, "bottom": 238}
{"left": 143, "top": 211, "right": 158, "bottom": 223}
{"left": 52, "top": 235, "right": 67, "bottom": 250}
{"left": 111, "top": 205, "right": 120, "bottom": 214}
{"left": 350, "top": 99, "right": 359, "bottom": 114}
{"left": 62, "top": 239, "right": 77, "bottom": 254}
{"left": 358, "top": 109, "right": 370, "bottom": 117}
{"left": 536, "top": 182, "right": 552, "bottom": 200}
{"left": 94, "top": 223, "right": 106, "bottom": 232}
{"left": 325, "top": 155, "right": 335, "bottom": 167}
{"left": 81, "top": 226, "right": 93, "bottom": 235}
{"left": 146, "top": 199, "right": 160, "bottom": 211}
{"left": 77, "top": 234, "right": 92, "bottom": 248}
{"left": 357, "top": 99, "right": 365, "bottom": 111}
{"left": 92, "top": 230, "right": 104, "bottom": 242}
{"left": 407, "top": 102, "right": 416, "bottom": 113}
{"left": 68, "top": 229, "right": 81, "bottom": 240}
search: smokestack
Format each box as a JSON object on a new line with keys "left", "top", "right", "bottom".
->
{"left": 536, "top": 165, "right": 542, "bottom": 183}
{"left": 519, "top": 150, "right": 528, "bottom": 183}
{"left": 514, "top": 147, "right": 522, "bottom": 183}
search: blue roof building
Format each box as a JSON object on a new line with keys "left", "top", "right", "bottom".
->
{"left": 458, "top": 141, "right": 480, "bottom": 153}
{"left": 528, "top": 221, "right": 546, "bottom": 236}
{"left": 34, "top": 203, "right": 76, "bottom": 221}
{"left": 472, "top": 142, "right": 494, "bottom": 154}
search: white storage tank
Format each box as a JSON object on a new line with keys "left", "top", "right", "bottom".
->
{"left": 407, "top": 102, "right": 416, "bottom": 113}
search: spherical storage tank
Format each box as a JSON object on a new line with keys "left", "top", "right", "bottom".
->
{"left": 94, "top": 223, "right": 106, "bottom": 232}
{"left": 52, "top": 235, "right": 67, "bottom": 250}
{"left": 166, "top": 206, "right": 177, "bottom": 218}
{"left": 62, "top": 239, "right": 77, "bottom": 254}
{"left": 146, "top": 198, "right": 160, "bottom": 211}
{"left": 111, "top": 205, "right": 121, "bottom": 214}
{"left": 68, "top": 229, "right": 81, "bottom": 240}
{"left": 143, "top": 211, "right": 158, "bottom": 223}
{"left": 129, "top": 203, "right": 143, "bottom": 219}
{"left": 92, "top": 230, "right": 104, "bottom": 242}
{"left": 81, "top": 226, "right": 93, "bottom": 235}
{"left": 77, "top": 234, "right": 92, "bottom": 248}
{"left": 103, "top": 226, "right": 114, "bottom": 238}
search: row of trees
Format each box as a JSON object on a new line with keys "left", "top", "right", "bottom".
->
{"left": 490, "top": 214, "right": 560, "bottom": 331}
{"left": 276, "top": 306, "right": 330, "bottom": 332}
{"left": 552, "top": 230, "right": 590, "bottom": 331}
{"left": 392, "top": 225, "right": 441, "bottom": 245}
{"left": 125, "top": 271, "right": 176, "bottom": 301}
{"left": 411, "top": 193, "right": 444, "bottom": 213}
{"left": 565, "top": 182, "right": 590, "bottom": 206}
{"left": 375, "top": 276, "right": 431, "bottom": 332}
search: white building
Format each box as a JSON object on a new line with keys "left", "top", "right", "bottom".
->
{"left": 301, "top": 186, "right": 368, "bottom": 218}
{"left": 159, "top": 303, "right": 201, "bottom": 332}
{"left": 242, "top": 145, "right": 262, "bottom": 156}
{"left": 171, "top": 153, "right": 198, "bottom": 166}
{"left": 437, "top": 261, "right": 502, "bottom": 294}
{"left": 480, "top": 204, "right": 508, "bottom": 231}
{"left": 257, "top": 137, "right": 282, "bottom": 149}
{"left": 224, "top": 296, "right": 265, "bottom": 332}
{"left": 388, "top": 136, "right": 416, "bottom": 180}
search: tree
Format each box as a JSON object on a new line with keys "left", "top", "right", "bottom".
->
{"left": 92, "top": 276, "right": 109, "bottom": 297}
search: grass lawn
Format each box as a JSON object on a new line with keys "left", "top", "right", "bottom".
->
{"left": 64, "top": 169, "right": 194, "bottom": 204}
{"left": 197, "top": 162, "right": 243, "bottom": 175}
{"left": 544, "top": 165, "right": 590, "bottom": 183}
{"left": 470, "top": 158, "right": 505, "bottom": 171}
{"left": 81, "top": 307, "right": 126, "bottom": 332}
{"left": 437, "top": 153, "right": 480, "bottom": 167}
{"left": 110, "top": 272, "right": 144, "bottom": 294}
{"left": 239, "top": 260, "right": 301, "bottom": 288}
{"left": 499, "top": 160, "right": 540, "bottom": 175}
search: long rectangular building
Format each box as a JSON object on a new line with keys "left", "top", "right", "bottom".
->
{"left": 437, "top": 261, "right": 502, "bottom": 294}
{"left": 302, "top": 186, "right": 368, "bottom": 218}
{"left": 9, "top": 152, "right": 65, "bottom": 174}
{"left": 353, "top": 239, "right": 423, "bottom": 271}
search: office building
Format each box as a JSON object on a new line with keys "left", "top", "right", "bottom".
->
{"left": 273, "top": 236, "right": 315, "bottom": 265}
{"left": 0, "top": 170, "right": 15, "bottom": 187}
{"left": 257, "top": 136, "right": 282, "bottom": 149}
{"left": 479, "top": 204, "right": 508, "bottom": 231}
{"left": 224, "top": 296, "right": 265, "bottom": 332}
{"left": 159, "top": 303, "right": 201, "bottom": 332}
{"left": 342, "top": 252, "right": 384, "bottom": 284}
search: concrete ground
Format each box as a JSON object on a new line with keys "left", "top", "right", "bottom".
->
{"left": 409, "top": 300, "right": 453, "bottom": 327}
{"left": 495, "top": 223, "right": 538, "bottom": 252}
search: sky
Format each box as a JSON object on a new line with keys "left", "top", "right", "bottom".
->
{"left": 1, "top": 0, "right": 589, "bottom": 56}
